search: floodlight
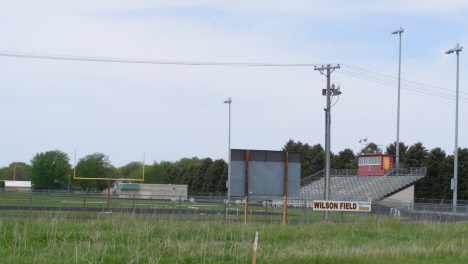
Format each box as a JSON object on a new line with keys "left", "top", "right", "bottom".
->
{"left": 391, "top": 27, "right": 404, "bottom": 34}
{"left": 445, "top": 42, "right": 463, "bottom": 215}
{"left": 446, "top": 44, "right": 463, "bottom": 55}
{"left": 224, "top": 97, "right": 232, "bottom": 104}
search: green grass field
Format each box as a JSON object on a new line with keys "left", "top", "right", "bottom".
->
{"left": 1, "top": 218, "right": 467, "bottom": 263}
{"left": 0, "top": 192, "right": 387, "bottom": 223}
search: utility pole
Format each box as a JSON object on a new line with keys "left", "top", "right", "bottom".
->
{"left": 392, "top": 27, "right": 404, "bottom": 169}
{"left": 446, "top": 43, "right": 463, "bottom": 215}
{"left": 314, "top": 64, "right": 340, "bottom": 221}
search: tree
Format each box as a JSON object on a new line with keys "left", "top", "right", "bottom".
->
{"left": 415, "top": 147, "right": 447, "bottom": 198}
{"left": 441, "top": 155, "right": 457, "bottom": 200}
{"left": 181, "top": 166, "right": 193, "bottom": 185}
{"left": 455, "top": 148, "right": 468, "bottom": 200}
{"left": 216, "top": 164, "right": 228, "bottom": 193}
{"left": 74, "top": 153, "right": 115, "bottom": 191}
{"left": 188, "top": 165, "right": 201, "bottom": 193}
{"left": 176, "top": 168, "right": 187, "bottom": 184}
{"left": 360, "top": 142, "right": 380, "bottom": 154}
{"left": 386, "top": 141, "right": 408, "bottom": 164}
{"left": 282, "top": 140, "right": 324, "bottom": 179}
{"left": 162, "top": 166, "right": 180, "bottom": 184}
{"left": 191, "top": 158, "right": 213, "bottom": 194}
{"left": 0, "top": 162, "right": 32, "bottom": 181}
{"left": 404, "top": 142, "right": 428, "bottom": 168}
{"left": 174, "top": 157, "right": 202, "bottom": 169}
{"left": 147, "top": 160, "right": 173, "bottom": 183}
{"left": 332, "top": 149, "right": 357, "bottom": 170}
{"left": 119, "top": 161, "right": 145, "bottom": 179}
{"left": 203, "top": 159, "right": 227, "bottom": 193}
{"left": 30, "top": 150, "right": 71, "bottom": 189}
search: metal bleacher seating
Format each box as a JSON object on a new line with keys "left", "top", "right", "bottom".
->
{"left": 299, "top": 167, "right": 426, "bottom": 202}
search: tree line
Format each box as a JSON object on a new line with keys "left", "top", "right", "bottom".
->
{"left": 0, "top": 151, "right": 227, "bottom": 194}
{"left": 1, "top": 139, "right": 467, "bottom": 200}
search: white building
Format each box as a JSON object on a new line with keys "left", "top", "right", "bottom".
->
{"left": 4, "top": 181, "right": 31, "bottom": 193}
{"left": 117, "top": 183, "right": 187, "bottom": 200}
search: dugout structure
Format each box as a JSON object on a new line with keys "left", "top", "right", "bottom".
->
{"left": 230, "top": 149, "right": 300, "bottom": 225}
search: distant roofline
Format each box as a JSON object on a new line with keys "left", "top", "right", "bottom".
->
{"left": 357, "top": 154, "right": 397, "bottom": 157}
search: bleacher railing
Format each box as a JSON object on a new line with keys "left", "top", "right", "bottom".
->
{"left": 385, "top": 166, "right": 427, "bottom": 176}
{"left": 300, "top": 169, "right": 360, "bottom": 187}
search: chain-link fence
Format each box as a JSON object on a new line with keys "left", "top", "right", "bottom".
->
{"left": 1, "top": 191, "right": 468, "bottom": 223}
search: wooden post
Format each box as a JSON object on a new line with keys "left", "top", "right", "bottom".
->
{"left": 244, "top": 150, "right": 249, "bottom": 224}
{"left": 283, "top": 152, "right": 288, "bottom": 226}
{"left": 252, "top": 231, "right": 259, "bottom": 264}
{"left": 107, "top": 180, "right": 110, "bottom": 208}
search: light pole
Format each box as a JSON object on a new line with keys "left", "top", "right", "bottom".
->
{"left": 392, "top": 27, "right": 404, "bottom": 168}
{"left": 224, "top": 97, "right": 232, "bottom": 201}
{"left": 446, "top": 43, "right": 463, "bottom": 215}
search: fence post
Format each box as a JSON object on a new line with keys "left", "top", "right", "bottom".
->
{"left": 178, "top": 194, "right": 182, "bottom": 221}
{"left": 29, "top": 187, "right": 34, "bottom": 221}
{"left": 133, "top": 191, "right": 136, "bottom": 216}
{"left": 375, "top": 202, "right": 379, "bottom": 223}
{"left": 83, "top": 188, "right": 88, "bottom": 223}
{"left": 303, "top": 199, "right": 306, "bottom": 223}
{"left": 185, "top": 197, "right": 190, "bottom": 221}
{"left": 224, "top": 194, "right": 227, "bottom": 221}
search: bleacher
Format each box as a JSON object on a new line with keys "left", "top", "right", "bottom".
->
{"left": 299, "top": 167, "right": 426, "bottom": 201}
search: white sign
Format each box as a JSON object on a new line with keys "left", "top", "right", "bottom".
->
{"left": 312, "top": 200, "right": 371, "bottom": 212}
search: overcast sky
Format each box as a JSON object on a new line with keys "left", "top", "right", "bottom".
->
{"left": 1, "top": 1, "right": 467, "bottom": 168}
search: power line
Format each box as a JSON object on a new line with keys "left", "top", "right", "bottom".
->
{"left": 0, "top": 51, "right": 328, "bottom": 67}
{"left": 336, "top": 70, "right": 468, "bottom": 103}
{"left": 339, "top": 68, "right": 468, "bottom": 100}
{"left": 1, "top": 50, "right": 465, "bottom": 103}
{"left": 341, "top": 64, "right": 468, "bottom": 95}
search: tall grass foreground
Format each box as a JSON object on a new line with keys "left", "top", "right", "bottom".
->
{"left": 0, "top": 218, "right": 467, "bottom": 263}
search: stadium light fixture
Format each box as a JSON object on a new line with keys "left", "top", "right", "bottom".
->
{"left": 224, "top": 97, "right": 232, "bottom": 201}
{"left": 445, "top": 43, "right": 463, "bottom": 215}
{"left": 392, "top": 27, "right": 404, "bottom": 168}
